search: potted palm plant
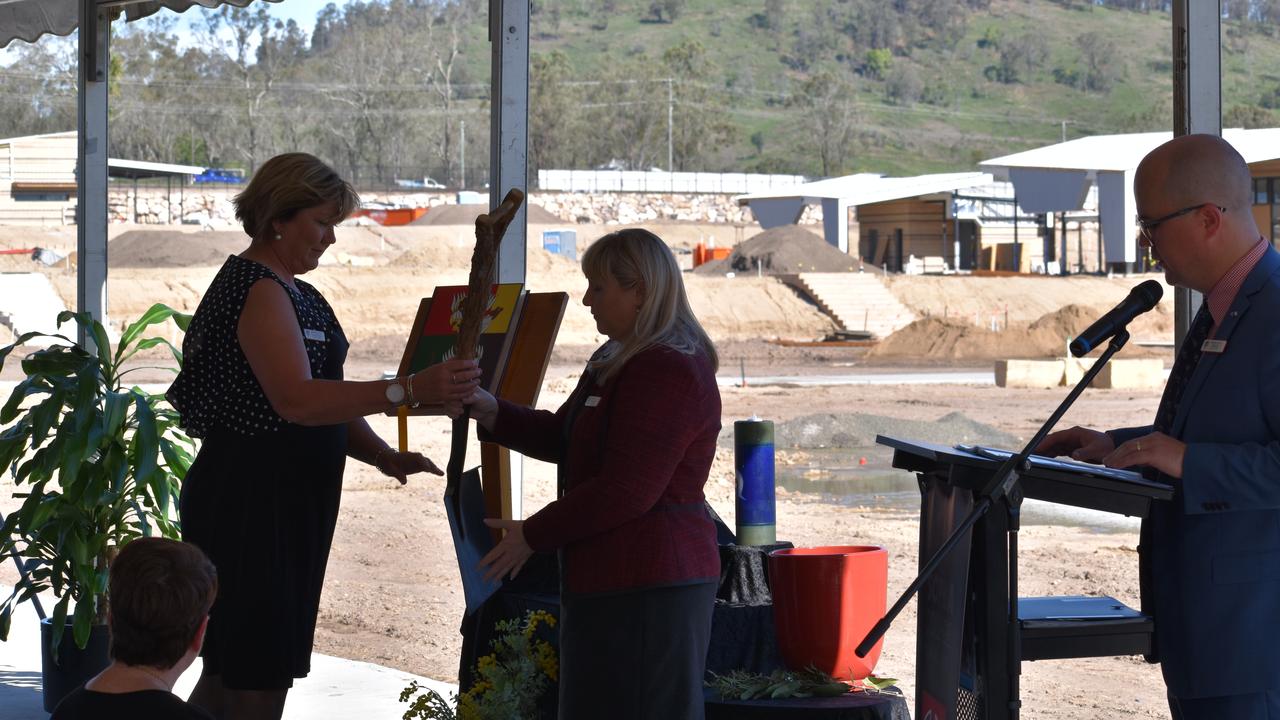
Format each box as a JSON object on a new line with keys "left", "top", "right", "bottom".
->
{"left": 0, "top": 303, "right": 195, "bottom": 710}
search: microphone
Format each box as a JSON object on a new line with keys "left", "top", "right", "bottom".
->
{"left": 1069, "top": 279, "right": 1164, "bottom": 357}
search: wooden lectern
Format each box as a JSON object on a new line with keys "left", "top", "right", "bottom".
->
{"left": 877, "top": 436, "right": 1173, "bottom": 720}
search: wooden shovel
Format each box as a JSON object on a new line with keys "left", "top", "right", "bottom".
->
{"left": 446, "top": 188, "right": 525, "bottom": 539}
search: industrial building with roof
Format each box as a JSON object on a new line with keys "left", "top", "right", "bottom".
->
{"left": 0, "top": 131, "right": 203, "bottom": 225}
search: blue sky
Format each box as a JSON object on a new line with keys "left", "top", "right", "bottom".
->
{"left": 167, "top": 0, "right": 353, "bottom": 46}
{"left": 0, "top": 0, "right": 354, "bottom": 60}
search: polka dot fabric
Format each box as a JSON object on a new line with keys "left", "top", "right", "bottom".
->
{"left": 168, "top": 255, "right": 347, "bottom": 438}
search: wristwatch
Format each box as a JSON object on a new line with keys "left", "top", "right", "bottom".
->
{"left": 385, "top": 378, "right": 407, "bottom": 406}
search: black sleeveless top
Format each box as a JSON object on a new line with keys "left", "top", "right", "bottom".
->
{"left": 167, "top": 255, "right": 347, "bottom": 438}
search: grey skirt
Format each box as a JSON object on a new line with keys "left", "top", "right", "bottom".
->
{"left": 558, "top": 582, "right": 717, "bottom": 720}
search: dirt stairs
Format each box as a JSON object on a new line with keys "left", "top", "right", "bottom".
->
{"left": 789, "top": 272, "right": 917, "bottom": 338}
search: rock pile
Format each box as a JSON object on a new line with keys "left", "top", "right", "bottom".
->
{"left": 99, "top": 189, "right": 830, "bottom": 230}
{"left": 694, "top": 225, "right": 857, "bottom": 275}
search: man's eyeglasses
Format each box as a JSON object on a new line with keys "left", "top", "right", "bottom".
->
{"left": 1136, "top": 203, "right": 1226, "bottom": 243}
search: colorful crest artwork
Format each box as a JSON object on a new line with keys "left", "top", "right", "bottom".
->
{"left": 405, "top": 283, "right": 525, "bottom": 395}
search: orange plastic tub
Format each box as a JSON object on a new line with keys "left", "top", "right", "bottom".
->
{"left": 768, "top": 545, "right": 888, "bottom": 681}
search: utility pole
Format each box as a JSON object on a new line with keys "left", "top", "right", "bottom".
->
{"left": 460, "top": 120, "right": 466, "bottom": 189}
{"left": 666, "top": 77, "right": 674, "bottom": 175}
{"left": 1060, "top": 119, "right": 1067, "bottom": 143}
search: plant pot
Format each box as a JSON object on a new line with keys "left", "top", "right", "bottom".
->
{"left": 40, "top": 619, "right": 111, "bottom": 712}
{"left": 767, "top": 545, "right": 888, "bottom": 681}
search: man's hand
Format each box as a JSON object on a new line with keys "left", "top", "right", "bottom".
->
{"left": 1102, "top": 432, "right": 1185, "bottom": 479}
{"left": 1036, "top": 426, "right": 1115, "bottom": 462}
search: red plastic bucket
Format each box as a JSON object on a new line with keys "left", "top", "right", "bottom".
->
{"left": 768, "top": 545, "right": 888, "bottom": 681}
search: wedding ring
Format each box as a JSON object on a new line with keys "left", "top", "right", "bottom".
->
{"left": 1136, "top": 440, "right": 1142, "bottom": 452}
{"left": 451, "top": 373, "right": 457, "bottom": 384}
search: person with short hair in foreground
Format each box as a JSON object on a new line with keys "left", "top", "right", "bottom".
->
{"left": 52, "top": 537, "right": 218, "bottom": 719}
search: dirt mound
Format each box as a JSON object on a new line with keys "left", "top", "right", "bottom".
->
{"left": 694, "top": 225, "right": 857, "bottom": 275}
{"left": 754, "top": 411, "right": 1016, "bottom": 449}
{"left": 1024, "top": 302, "right": 1173, "bottom": 350}
{"left": 109, "top": 230, "right": 248, "bottom": 268}
{"left": 870, "top": 317, "right": 1008, "bottom": 359}
{"left": 390, "top": 242, "right": 480, "bottom": 270}
{"left": 871, "top": 302, "right": 1172, "bottom": 360}
{"left": 412, "top": 203, "right": 561, "bottom": 226}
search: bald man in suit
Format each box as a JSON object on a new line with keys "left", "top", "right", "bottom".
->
{"left": 1041, "top": 134, "right": 1280, "bottom": 720}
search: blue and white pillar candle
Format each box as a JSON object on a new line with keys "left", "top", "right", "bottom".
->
{"left": 734, "top": 417, "right": 776, "bottom": 545}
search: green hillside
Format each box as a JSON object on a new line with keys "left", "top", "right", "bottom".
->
{"left": 512, "top": 0, "right": 1278, "bottom": 176}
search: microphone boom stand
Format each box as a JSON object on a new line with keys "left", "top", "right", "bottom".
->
{"left": 855, "top": 329, "right": 1132, "bottom": 716}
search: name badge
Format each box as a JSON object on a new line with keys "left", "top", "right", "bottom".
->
{"left": 584, "top": 395, "right": 601, "bottom": 407}
{"left": 303, "top": 328, "right": 326, "bottom": 342}
{"left": 1201, "top": 339, "right": 1227, "bottom": 354}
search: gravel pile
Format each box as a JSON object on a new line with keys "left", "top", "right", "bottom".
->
{"left": 695, "top": 225, "right": 858, "bottom": 275}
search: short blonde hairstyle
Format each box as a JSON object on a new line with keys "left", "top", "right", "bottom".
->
{"left": 233, "top": 153, "right": 360, "bottom": 241}
{"left": 581, "top": 228, "right": 718, "bottom": 383}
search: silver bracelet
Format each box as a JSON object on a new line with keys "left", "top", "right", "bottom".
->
{"left": 373, "top": 446, "right": 395, "bottom": 474}
{"left": 405, "top": 372, "right": 418, "bottom": 407}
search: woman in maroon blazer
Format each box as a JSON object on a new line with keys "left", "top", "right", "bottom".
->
{"left": 456, "top": 227, "right": 721, "bottom": 719}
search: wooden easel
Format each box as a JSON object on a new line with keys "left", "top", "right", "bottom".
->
{"left": 393, "top": 290, "right": 567, "bottom": 523}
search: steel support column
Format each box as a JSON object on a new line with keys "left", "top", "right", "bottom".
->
{"left": 1171, "top": 0, "right": 1221, "bottom": 345}
{"left": 488, "top": 0, "right": 530, "bottom": 521}
{"left": 76, "top": 0, "right": 110, "bottom": 345}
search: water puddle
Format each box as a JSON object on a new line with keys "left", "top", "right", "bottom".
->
{"left": 774, "top": 447, "right": 1140, "bottom": 535}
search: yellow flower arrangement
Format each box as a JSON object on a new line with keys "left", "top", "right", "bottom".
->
{"left": 400, "top": 609, "right": 559, "bottom": 720}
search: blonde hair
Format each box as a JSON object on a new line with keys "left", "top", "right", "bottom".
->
{"left": 233, "top": 153, "right": 360, "bottom": 242}
{"left": 582, "top": 228, "right": 718, "bottom": 383}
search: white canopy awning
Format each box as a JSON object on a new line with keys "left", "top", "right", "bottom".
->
{"left": 0, "top": 0, "right": 278, "bottom": 48}
{"left": 734, "top": 171, "right": 994, "bottom": 254}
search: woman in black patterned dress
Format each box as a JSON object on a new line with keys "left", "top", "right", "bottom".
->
{"left": 167, "top": 153, "right": 480, "bottom": 720}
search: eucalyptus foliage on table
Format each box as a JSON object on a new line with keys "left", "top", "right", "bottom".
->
{"left": 401, "top": 609, "right": 559, "bottom": 720}
{"left": 0, "top": 304, "right": 194, "bottom": 655}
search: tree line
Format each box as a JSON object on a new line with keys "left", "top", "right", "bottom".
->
{"left": 4, "top": 0, "right": 1280, "bottom": 186}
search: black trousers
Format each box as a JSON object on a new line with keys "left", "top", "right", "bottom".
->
{"left": 1170, "top": 690, "right": 1280, "bottom": 720}
{"left": 559, "top": 582, "right": 717, "bottom": 720}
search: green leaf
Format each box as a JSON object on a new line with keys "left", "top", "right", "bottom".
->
{"left": 861, "top": 675, "right": 899, "bottom": 691}
{"left": 48, "top": 596, "right": 69, "bottom": 663}
{"left": 0, "top": 420, "right": 31, "bottom": 471}
{"left": 102, "top": 391, "right": 131, "bottom": 439}
{"left": 131, "top": 392, "right": 159, "bottom": 486}
{"left": 118, "top": 303, "right": 185, "bottom": 357}
{"left": 770, "top": 680, "right": 803, "bottom": 698}
{"left": 117, "top": 336, "right": 184, "bottom": 369}
{"left": 72, "top": 595, "right": 94, "bottom": 649}
{"left": 26, "top": 393, "right": 65, "bottom": 448}
{"left": 1, "top": 377, "right": 41, "bottom": 424}
{"left": 159, "top": 437, "right": 194, "bottom": 479}
{"left": 20, "top": 344, "right": 92, "bottom": 379}
{"left": 811, "top": 681, "right": 852, "bottom": 697}
{"left": 89, "top": 321, "right": 113, "bottom": 385}
{"left": 0, "top": 329, "right": 76, "bottom": 371}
